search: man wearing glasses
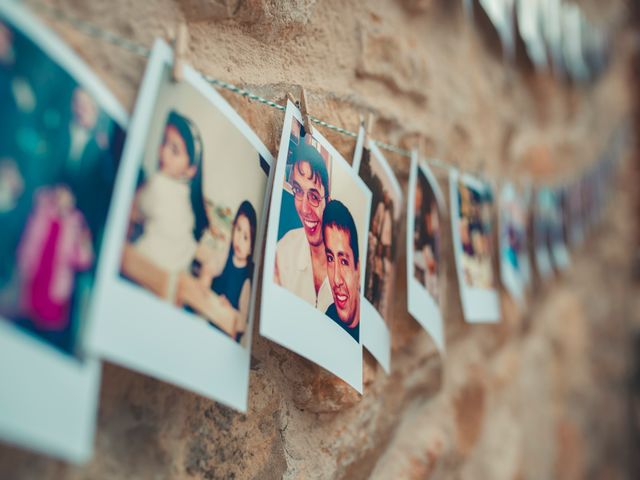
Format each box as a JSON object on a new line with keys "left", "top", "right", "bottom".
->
{"left": 274, "top": 140, "right": 333, "bottom": 313}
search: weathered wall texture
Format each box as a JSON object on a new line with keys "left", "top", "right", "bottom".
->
{"left": 1, "top": 0, "right": 637, "bottom": 478}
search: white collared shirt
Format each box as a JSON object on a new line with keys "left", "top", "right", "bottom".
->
{"left": 275, "top": 227, "right": 333, "bottom": 313}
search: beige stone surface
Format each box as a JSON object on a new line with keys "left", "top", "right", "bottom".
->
{"left": 0, "top": 0, "right": 637, "bottom": 478}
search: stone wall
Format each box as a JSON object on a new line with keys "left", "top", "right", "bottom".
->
{"left": 1, "top": 0, "right": 637, "bottom": 478}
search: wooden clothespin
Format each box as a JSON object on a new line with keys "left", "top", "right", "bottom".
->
{"left": 285, "top": 92, "right": 297, "bottom": 107}
{"left": 171, "top": 22, "right": 189, "bottom": 82}
{"left": 299, "top": 87, "right": 312, "bottom": 137}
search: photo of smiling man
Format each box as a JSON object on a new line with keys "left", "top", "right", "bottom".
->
{"left": 274, "top": 141, "right": 333, "bottom": 312}
{"left": 323, "top": 200, "right": 360, "bottom": 342}
{"left": 261, "top": 100, "right": 371, "bottom": 392}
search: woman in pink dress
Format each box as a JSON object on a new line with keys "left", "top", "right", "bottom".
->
{"left": 17, "top": 185, "right": 93, "bottom": 333}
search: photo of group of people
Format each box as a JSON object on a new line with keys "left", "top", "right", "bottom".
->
{"left": 413, "top": 165, "right": 442, "bottom": 302}
{"left": 352, "top": 127, "right": 401, "bottom": 372}
{"left": 406, "top": 156, "right": 446, "bottom": 352}
{"left": 0, "top": 14, "right": 125, "bottom": 356}
{"left": 0, "top": 2, "right": 127, "bottom": 463}
{"left": 456, "top": 179, "right": 495, "bottom": 289}
{"left": 450, "top": 170, "right": 500, "bottom": 323}
{"left": 85, "top": 40, "right": 271, "bottom": 411}
{"left": 499, "top": 183, "right": 530, "bottom": 304}
{"left": 120, "top": 105, "right": 263, "bottom": 345}
{"left": 262, "top": 101, "right": 370, "bottom": 392}
{"left": 274, "top": 117, "right": 364, "bottom": 341}
{"left": 356, "top": 142, "right": 401, "bottom": 322}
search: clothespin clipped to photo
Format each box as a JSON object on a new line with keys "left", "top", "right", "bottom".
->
{"left": 299, "top": 87, "right": 313, "bottom": 137}
{"left": 171, "top": 22, "right": 189, "bottom": 82}
{"left": 285, "top": 92, "right": 297, "bottom": 107}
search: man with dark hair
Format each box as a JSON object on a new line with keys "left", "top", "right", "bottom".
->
{"left": 275, "top": 138, "right": 333, "bottom": 312}
{"left": 322, "top": 200, "right": 360, "bottom": 342}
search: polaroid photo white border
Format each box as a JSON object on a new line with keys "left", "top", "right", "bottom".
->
{"left": 260, "top": 101, "right": 371, "bottom": 393}
{"left": 478, "top": 0, "right": 516, "bottom": 60}
{"left": 0, "top": 1, "right": 129, "bottom": 463}
{"left": 561, "top": 2, "right": 590, "bottom": 82}
{"left": 86, "top": 39, "right": 273, "bottom": 412}
{"left": 406, "top": 152, "right": 446, "bottom": 352}
{"left": 449, "top": 169, "right": 500, "bottom": 323}
{"left": 352, "top": 126, "right": 401, "bottom": 373}
{"left": 533, "top": 188, "right": 554, "bottom": 280}
{"left": 516, "top": 0, "right": 548, "bottom": 69}
{"left": 498, "top": 182, "right": 526, "bottom": 306}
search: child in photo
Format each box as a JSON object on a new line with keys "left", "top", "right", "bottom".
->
{"left": 197, "top": 200, "right": 257, "bottom": 343}
{"left": 131, "top": 110, "right": 208, "bottom": 297}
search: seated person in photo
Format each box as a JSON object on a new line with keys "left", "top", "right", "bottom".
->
{"left": 127, "top": 110, "right": 208, "bottom": 300}
{"left": 275, "top": 140, "right": 333, "bottom": 312}
{"left": 198, "top": 200, "right": 257, "bottom": 343}
{"left": 322, "top": 200, "right": 360, "bottom": 342}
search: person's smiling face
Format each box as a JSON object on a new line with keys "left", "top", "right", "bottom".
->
{"left": 290, "top": 160, "right": 327, "bottom": 247}
{"left": 324, "top": 225, "right": 359, "bottom": 326}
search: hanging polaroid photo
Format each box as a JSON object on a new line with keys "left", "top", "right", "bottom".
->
{"left": 479, "top": 0, "right": 516, "bottom": 60}
{"left": 0, "top": 2, "right": 127, "bottom": 462}
{"left": 85, "top": 39, "right": 272, "bottom": 412}
{"left": 533, "top": 187, "right": 555, "bottom": 279}
{"left": 407, "top": 153, "right": 446, "bottom": 351}
{"left": 498, "top": 182, "right": 530, "bottom": 306}
{"left": 516, "top": 0, "right": 547, "bottom": 69}
{"left": 352, "top": 126, "right": 401, "bottom": 372}
{"left": 450, "top": 170, "right": 500, "bottom": 323}
{"left": 260, "top": 101, "right": 371, "bottom": 392}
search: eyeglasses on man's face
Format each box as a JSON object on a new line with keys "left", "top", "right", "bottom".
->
{"left": 292, "top": 183, "right": 327, "bottom": 208}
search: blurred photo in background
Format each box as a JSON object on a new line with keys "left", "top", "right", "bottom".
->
{"left": 0, "top": 16, "right": 125, "bottom": 356}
